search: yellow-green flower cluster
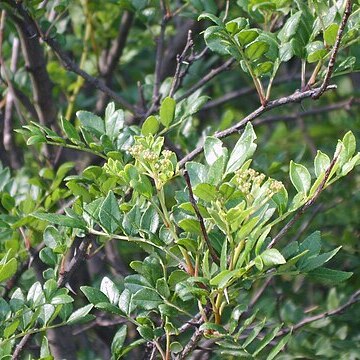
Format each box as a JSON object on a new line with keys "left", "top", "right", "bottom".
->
{"left": 234, "top": 168, "right": 283, "bottom": 203}
{"left": 129, "top": 142, "right": 177, "bottom": 189}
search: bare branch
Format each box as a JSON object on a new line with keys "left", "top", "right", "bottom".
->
{"left": 276, "top": 289, "right": 360, "bottom": 337}
{"left": 12, "top": 334, "right": 31, "bottom": 360}
{"left": 57, "top": 236, "right": 92, "bottom": 287}
{"left": 169, "top": 29, "right": 194, "bottom": 98}
{"left": 253, "top": 97, "right": 359, "bottom": 127}
{"left": 96, "top": 10, "right": 134, "bottom": 112}
{"left": 175, "top": 327, "right": 204, "bottom": 360}
{"left": 152, "top": 1, "right": 169, "bottom": 104}
{"left": 184, "top": 170, "right": 220, "bottom": 264}
{"left": 176, "top": 58, "right": 235, "bottom": 102}
{"left": 312, "top": 0, "right": 352, "bottom": 99}
{"left": 178, "top": 85, "right": 337, "bottom": 168}
{"left": 4, "top": 0, "right": 136, "bottom": 114}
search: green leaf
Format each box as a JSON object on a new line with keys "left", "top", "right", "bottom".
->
{"left": 99, "top": 191, "right": 122, "bottom": 233}
{"left": 245, "top": 40, "right": 269, "bottom": 61}
{"left": 118, "top": 289, "right": 132, "bottom": 315}
{"left": 193, "top": 183, "right": 217, "bottom": 202}
{"left": 122, "top": 206, "right": 141, "bottom": 236}
{"left": 341, "top": 131, "right": 356, "bottom": 165}
{"left": 3, "top": 319, "right": 20, "bottom": 338}
{"left": 142, "top": 115, "right": 159, "bottom": 135}
{"left": 51, "top": 294, "right": 74, "bottom": 304}
{"left": 279, "top": 42, "right": 294, "bottom": 62}
{"left": 260, "top": 249, "right": 286, "bottom": 266}
{"left": 43, "top": 226, "right": 63, "bottom": 250}
{"left": 111, "top": 325, "right": 127, "bottom": 359}
{"left": 278, "top": 11, "right": 302, "bottom": 43}
{"left": 243, "top": 317, "right": 266, "bottom": 348}
{"left": 289, "top": 161, "right": 311, "bottom": 195}
{"left": 156, "top": 278, "right": 170, "bottom": 298}
{"left": 198, "top": 13, "right": 222, "bottom": 26}
{"left": 160, "top": 97, "right": 176, "bottom": 127}
{"left": 299, "top": 231, "right": 321, "bottom": 257}
{"left": 324, "top": 23, "right": 339, "bottom": 46}
{"left": 204, "top": 137, "right": 227, "bottom": 166}
{"left": 199, "top": 322, "right": 226, "bottom": 334}
{"left": 226, "top": 123, "right": 257, "bottom": 174}
{"left": 100, "top": 277, "right": 120, "bottom": 305}
{"left": 32, "top": 212, "right": 87, "bottom": 229}
{"left": 299, "top": 246, "right": 341, "bottom": 272}
{"left": 185, "top": 162, "right": 207, "bottom": 186}
{"left": 210, "top": 269, "right": 238, "bottom": 288}
{"left": 27, "top": 134, "right": 46, "bottom": 145}
{"left": 306, "top": 41, "right": 327, "bottom": 63}
{"left": 225, "top": 17, "right": 248, "bottom": 34}
{"left": 204, "top": 26, "right": 228, "bottom": 55}
{"left": 237, "top": 29, "right": 259, "bottom": 46}
{"left": 314, "top": 150, "right": 330, "bottom": 177}
{"left": 132, "top": 288, "right": 162, "bottom": 310}
{"left": 105, "top": 106, "right": 124, "bottom": 140}
{"left": 60, "top": 117, "right": 80, "bottom": 141}
{"left": 170, "top": 342, "right": 183, "bottom": 354}
{"left": 178, "top": 219, "right": 202, "bottom": 235}
{"left": 67, "top": 304, "right": 94, "bottom": 325}
{"left": 266, "top": 331, "right": 292, "bottom": 360}
{"left": 140, "top": 204, "right": 159, "bottom": 233}
{"left": 80, "top": 286, "right": 110, "bottom": 305}
{"left": 1, "top": 193, "right": 15, "bottom": 211}
{"left": 76, "top": 110, "right": 105, "bottom": 138}
{"left": 308, "top": 267, "right": 352, "bottom": 284}
{"left": 253, "top": 324, "right": 282, "bottom": 356}
{"left": 0, "top": 258, "right": 17, "bottom": 283}
{"left": 254, "top": 61, "right": 273, "bottom": 76}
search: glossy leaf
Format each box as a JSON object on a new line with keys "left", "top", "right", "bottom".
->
{"left": 289, "top": 161, "right": 311, "bottom": 195}
{"left": 160, "top": 97, "right": 176, "bottom": 127}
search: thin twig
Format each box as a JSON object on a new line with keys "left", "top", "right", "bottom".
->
{"left": 267, "top": 150, "right": 340, "bottom": 249}
{"left": 276, "top": 289, "right": 360, "bottom": 337}
{"left": 253, "top": 97, "right": 359, "bottom": 127}
{"left": 169, "top": 29, "right": 193, "bottom": 98}
{"left": 184, "top": 171, "right": 219, "bottom": 264}
{"left": 152, "top": 0, "right": 169, "bottom": 103}
{"left": 312, "top": 0, "right": 352, "bottom": 99}
{"left": 178, "top": 85, "right": 337, "bottom": 168}
{"left": 12, "top": 334, "right": 31, "bottom": 360}
{"left": 176, "top": 58, "right": 235, "bottom": 102}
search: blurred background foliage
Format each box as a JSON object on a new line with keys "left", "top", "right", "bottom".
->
{"left": 0, "top": 0, "right": 360, "bottom": 359}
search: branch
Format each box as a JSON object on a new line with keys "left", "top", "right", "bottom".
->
{"left": 312, "top": 0, "right": 352, "bottom": 99}
{"left": 4, "top": 0, "right": 136, "bottom": 114}
{"left": 7, "top": 10, "right": 57, "bottom": 129}
{"left": 267, "top": 150, "right": 340, "bottom": 249}
{"left": 176, "top": 58, "right": 235, "bottom": 102}
{"left": 168, "top": 29, "right": 194, "bottom": 98}
{"left": 178, "top": 85, "right": 337, "bottom": 168}
{"left": 57, "top": 236, "right": 92, "bottom": 287}
{"left": 175, "top": 327, "right": 204, "bottom": 360}
{"left": 12, "top": 334, "right": 31, "bottom": 360}
{"left": 152, "top": 1, "right": 169, "bottom": 104}
{"left": 184, "top": 170, "right": 219, "bottom": 264}
{"left": 96, "top": 10, "right": 134, "bottom": 112}
{"left": 253, "top": 97, "right": 360, "bottom": 126}
{"left": 276, "top": 289, "right": 360, "bottom": 337}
